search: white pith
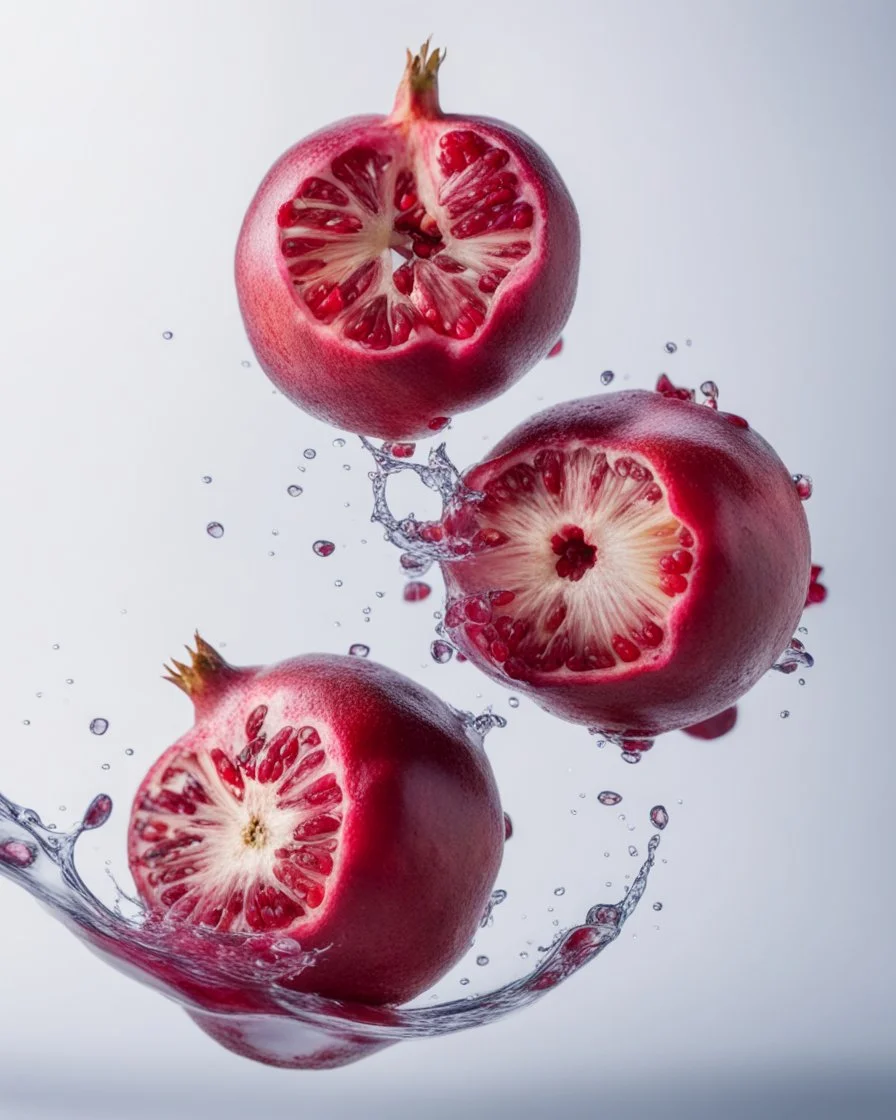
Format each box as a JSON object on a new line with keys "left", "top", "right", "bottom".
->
{"left": 133, "top": 704, "right": 344, "bottom": 933}
{"left": 279, "top": 127, "right": 537, "bottom": 344}
{"left": 467, "top": 445, "right": 690, "bottom": 671}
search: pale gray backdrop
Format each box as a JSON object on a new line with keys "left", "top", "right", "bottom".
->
{"left": 1, "top": 1, "right": 894, "bottom": 1117}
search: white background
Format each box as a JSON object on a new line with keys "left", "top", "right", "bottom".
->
{"left": 1, "top": 1, "right": 894, "bottom": 1117}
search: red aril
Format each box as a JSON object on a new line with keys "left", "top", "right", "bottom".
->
{"left": 235, "top": 41, "right": 579, "bottom": 439}
{"left": 682, "top": 705, "right": 739, "bottom": 741}
{"left": 437, "top": 389, "right": 811, "bottom": 739}
{"left": 127, "top": 636, "right": 504, "bottom": 1006}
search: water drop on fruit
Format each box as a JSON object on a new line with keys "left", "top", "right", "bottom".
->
{"left": 348, "top": 643, "right": 370, "bottom": 658}
{"left": 89, "top": 718, "right": 109, "bottom": 736}
{"left": 0, "top": 841, "right": 37, "bottom": 868}
{"left": 206, "top": 522, "right": 224, "bottom": 539}
{"left": 548, "top": 339, "right": 564, "bottom": 358}
{"left": 793, "top": 474, "right": 813, "bottom": 500}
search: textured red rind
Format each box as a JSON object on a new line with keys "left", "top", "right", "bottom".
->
{"left": 440, "top": 390, "right": 812, "bottom": 737}
{"left": 235, "top": 112, "right": 579, "bottom": 439}
{"left": 127, "top": 653, "right": 504, "bottom": 1006}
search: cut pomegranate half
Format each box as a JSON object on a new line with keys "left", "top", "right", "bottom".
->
{"left": 444, "top": 445, "right": 694, "bottom": 681}
{"left": 131, "top": 712, "right": 343, "bottom": 932}
{"left": 127, "top": 636, "right": 505, "bottom": 1006}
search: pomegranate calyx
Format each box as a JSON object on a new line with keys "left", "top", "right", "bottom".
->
{"left": 390, "top": 38, "right": 445, "bottom": 122}
{"left": 163, "top": 633, "right": 243, "bottom": 715}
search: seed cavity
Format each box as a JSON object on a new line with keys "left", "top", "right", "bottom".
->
{"left": 443, "top": 444, "right": 695, "bottom": 679}
{"left": 278, "top": 130, "right": 536, "bottom": 350}
{"left": 132, "top": 711, "right": 344, "bottom": 933}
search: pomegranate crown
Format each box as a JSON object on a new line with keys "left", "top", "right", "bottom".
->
{"left": 391, "top": 37, "right": 445, "bottom": 121}
{"left": 163, "top": 633, "right": 238, "bottom": 707}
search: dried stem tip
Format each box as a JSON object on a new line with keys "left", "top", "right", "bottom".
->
{"left": 391, "top": 37, "right": 445, "bottom": 121}
{"left": 163, "top": 633, "right": 235, "bottom": 705}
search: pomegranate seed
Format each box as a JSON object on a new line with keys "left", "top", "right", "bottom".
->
{"left": 245, "top": 706, "right": 268, "bottom": 740}
{"left": 659, "top": 573, "right": 688, "bottom": 596}
{"left": 403, "top": 581, "right": 432, "bottom": 602}
{"left": 465, "top": 597, "right": 492, "bottom": 623}
{"left": 534, "top": 449, "right": 564, "bottom": 494}
{"left": 211, "top": 748, "right": 244, "bottom": 800}
{"left": 489, "top": 589, "right": 516, "bottom": 606}
{"left": 612, "top": 635, "right": 641, "bottom": 663}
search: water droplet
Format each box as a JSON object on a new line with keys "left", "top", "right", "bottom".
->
{"left": 793, "top": 474, "right": 813, "bottom": 500}
{"left": 665, "top": 341, "right": 677, "bottom": 353}
{"left": 312, "top": 540, "right": 335, "bottom": 557}
{"left": 459, "top": 977, "right": 470, "bottom": 986}
{"left": 375, "top": 591, "right": 385, "bottom": 598}
{"left": 653, "top": 901, "right": 663, "bottom": 911}
{"left": 334, "top": 579, "right": 343, "bottom": 588}
{"left": 362, "top": 606, "right": 372, "bottom": 615}
{"left": 600, "top": 370, "right": 615, "bottom": 385}
{"left": 201, "top": 475, "right": 212, "bottom": 484}
{"left": 519, "top": 951, "right": 529, "bottom": 959}
{"left": 51, "top": 644, "right": 60, "bottom": 651}
{"left": 124, "top": 748, "right": 134, "bottom": 757}
{"left": 22, "top": 719, "right": 30, "bottom": 726}
{"left": 628, "top": 845, "right": 639, "bottom": 857}
{"left": 476, "top": 955, "right": 489, "bottom": 966}
{"left": 686, "top": 338, "right": 693, "bottom": 346}
{"left": 598, "top": 790, "right": 622, "bottom": 806}
{"left": 161, "top": 330, "right": 173, "bottom": 340}
{"left": 348, "top": 644, "right": 370, "bottom": 658}
{"left": 553, "top": 887, "right": 566, "bottom": 897}
{"left": 287, "top": 484, "right": 303, "bottom": 497}
{"left": 700, "top": 380, "right": 719, "bottom": 404}
{"left": 65, "top": 678, "right": 74, "bottom": 685}
{"left": 100, "top": 763, "right": 111, "bottom": 771}
{"left": 780, "top": 710, "right": 790, "bottom": 719}
{"left": 206, "top": 521, "right": 224, "bottom": 539}
{"left": 430, "top": 640, "right": 454, "bottom": 664}
{"left": 650, "top": 805, "right": 669, "bottom": 830}
{"left": 241, "top": 359, "right": 251, "bottom": 368}
{"left": 621, "top": 751, "right": 641, "bottom": 764}
{"left": 82, "top": 794, "right": 112, "bottom": 830}
{"left": 798, "top": 678, "right": 806, "bottom": 686}
{"left": 332, "top": 438, "right": 346, "bottom": 448}
{"left": 35, "top": 692, "right": 42, "bottom": 699}
{"left": 503, "top": 813, "right": 513, "bottom": 840}
{"left": 798, "top": 625, "right": 808, "bottom": 635}
{"left": 342, "top": 464, "right": 351, "bottom": 471}
{"left": 89, "top": 718, "right": 109, "bottom": 736}
{"left": 508, "top": 696, "right": 520, "bottom": 709}
{"left": 303, "top": 448, "right": 317, "bottom": 460}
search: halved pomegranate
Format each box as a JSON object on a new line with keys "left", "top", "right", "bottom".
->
{"left": 438, "top": 389, "right": 811, "bottom": 739}
{"left": 235, "top": 41, "right": 579, "bottom": 439}
{"left": 127, "top": 636, "right": 504, "bottom": 1006}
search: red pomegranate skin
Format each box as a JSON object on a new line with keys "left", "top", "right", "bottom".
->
{"left": 682, "top": 705, "right": 739, "bottom": 740}
{"left": 127, "top": 644, "right": 504, "bottom": 1006}
{"left": 441, "top": 390, "right": 812, "bottom": 737}
{"left": 235, "top": 51, "right": 579, "bottom": 439}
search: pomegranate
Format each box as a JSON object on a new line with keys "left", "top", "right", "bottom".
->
{"left": 235, "top": 40, "right": 579, "bottom": 439}
{"left": 437, "top": 389, "right": 811, "bottom": 739}
{"left": 127, "top": 636, "right": 504, "bottom": 1006}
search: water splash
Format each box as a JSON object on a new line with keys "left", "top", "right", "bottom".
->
{"left": 0, "top": 786, "right": 660, "bottom": 1068}
{"left": 772, "top": 637, "right": 815, "bottom": 675}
